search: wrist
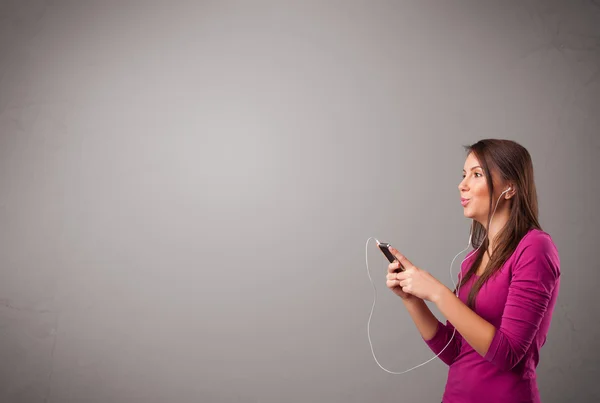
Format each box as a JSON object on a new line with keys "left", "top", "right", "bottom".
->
{"left": 402, "top": 296, "right": 424, "bottom": 307}
{"left": 431, "top": 283, "right": 451, "bottom": 305}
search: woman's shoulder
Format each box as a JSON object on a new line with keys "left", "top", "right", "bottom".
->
{"left": 517, "top": 228, "right": 558, "bottom": 255}
{"left": 512, "top": 228, "right": 561, "bottom": 277}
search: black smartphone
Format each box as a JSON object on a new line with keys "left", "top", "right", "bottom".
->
{"left": 377, "top": 242, "right": 405, "bottom": 272}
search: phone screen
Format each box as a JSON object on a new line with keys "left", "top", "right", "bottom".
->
{"left": 378, "top": 242, "right": 405, "bottom": 272}
{"left": 378, "top": 243, "right": 396, "bottom": 263}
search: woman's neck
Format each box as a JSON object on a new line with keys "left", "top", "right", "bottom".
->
{"left": 481, "top": 207, "right": 510, "bottom": 254}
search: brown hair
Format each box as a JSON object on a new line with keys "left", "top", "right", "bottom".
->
{"left": 456, "top": 139, "right": 542, "bottom": 309}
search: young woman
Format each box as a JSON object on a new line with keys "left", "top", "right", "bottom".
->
{"left": 386, "top": 139, "right": 561, "bottom": 403}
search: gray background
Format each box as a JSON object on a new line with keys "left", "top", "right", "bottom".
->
{"left": 0, "top": 1, "right": 598, "bottom": 402}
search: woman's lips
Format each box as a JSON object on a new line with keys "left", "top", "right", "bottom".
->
{"left": 461, "top": 198, "right": 470, "bottom": 207}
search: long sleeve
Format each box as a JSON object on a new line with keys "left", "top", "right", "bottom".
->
{"left": 484, "top": 236, "right": 560, "bottom": 371}
{"left": 423, "top": 319, "right": 461, "bottom": 366}
{"left": 422, "top": 251, "right": 475, "bottom": 366}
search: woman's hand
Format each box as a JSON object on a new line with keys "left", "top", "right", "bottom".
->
{"left": 386, "top": 259, "right": 416, "bottom": 301}
{"left": 387, "top": 247, "right": 448, "bottom": 303}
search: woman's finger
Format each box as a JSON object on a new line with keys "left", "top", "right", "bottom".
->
{"left": 388, "top": 247, "right": 413, "bottom": 269}
{"left": 387, "top": 261, "right": 401, "bottom": 273}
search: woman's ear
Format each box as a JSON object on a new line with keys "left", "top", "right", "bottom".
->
{"left": 505, "top": 184, "right": 515, "bottom": 199}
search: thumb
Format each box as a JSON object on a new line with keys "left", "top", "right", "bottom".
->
{"left": 388, "top": 247, "right": 412, "bottom": 269}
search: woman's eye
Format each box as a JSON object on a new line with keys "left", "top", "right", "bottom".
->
{"left": 462, "top": 173, "right": 482, "bottom": 178}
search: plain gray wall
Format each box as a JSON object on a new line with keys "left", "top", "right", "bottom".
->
{"left": 0, "top": 1, "right": 598, "bottom": 402}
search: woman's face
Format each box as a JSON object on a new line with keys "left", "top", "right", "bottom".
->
{"left": 458, "top": 153, "right": 490, "bottom": 223}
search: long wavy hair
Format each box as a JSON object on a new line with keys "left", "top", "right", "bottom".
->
{"left": 456, "top": 139, "right": 542, "bottom": 309}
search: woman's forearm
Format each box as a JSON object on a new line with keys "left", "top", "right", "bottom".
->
{"left": 402, "top": 298, "right": 440, "bottom": 340}
{"left": 433, "top": 286, "right": 496, "bottom": 356}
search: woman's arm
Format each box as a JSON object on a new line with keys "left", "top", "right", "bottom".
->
{"left": 403, "top": 298, "right": 461, "bottom": 366}
{"left": 391, "top": 237, "right": 560, "bottom": 370}
{"left": 431, "top": 288, "right": 495, "bottom": 356}
{"left": 402, "top": 298, "right": 439, "bottom": 340}
{"left": 431, "top": 238, "right": 560, "bottom": 369}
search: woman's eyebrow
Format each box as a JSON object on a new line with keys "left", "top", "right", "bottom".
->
{"left": 462, "top": 166, "right": 482, "bottom": 172}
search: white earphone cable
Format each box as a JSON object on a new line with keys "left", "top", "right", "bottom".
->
{"left": 365, "top": 189, "right": 509, "bottom": 374}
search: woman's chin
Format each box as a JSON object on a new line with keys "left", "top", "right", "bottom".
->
{"left": 463, "top": 209, "right": 485, "bottom": 225}
{"left": 462, "top": 207, "right": 479, "bottom": 221}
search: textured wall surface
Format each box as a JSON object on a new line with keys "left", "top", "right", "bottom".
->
{"left": 0, "top": 1, "right": 598, "bottom": 402}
